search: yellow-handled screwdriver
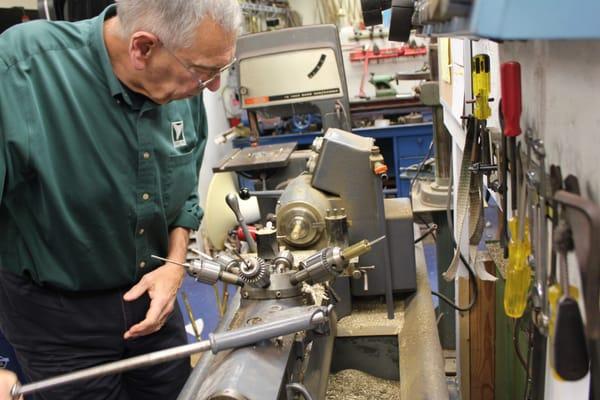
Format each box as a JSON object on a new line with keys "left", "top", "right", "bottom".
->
{"left": 472, "top": 54, "right": 492, "bottom": 120}
{"left": 471, "top": 54, "right": 493, "bottom": 176}
{"left": 503, "top": 178, "right": 531, "bottom": 318}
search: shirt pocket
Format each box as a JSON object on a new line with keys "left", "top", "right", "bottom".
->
{"left": 164, "top": 148, "right": 197, "bottom": 223}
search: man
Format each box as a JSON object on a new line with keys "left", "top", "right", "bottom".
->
{"left": 0, "top": 0, "right": 241, "bottom": 399}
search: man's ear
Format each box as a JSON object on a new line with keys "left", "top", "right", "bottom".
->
{"left": 129, "top": 32, "right": 159, "bottom": 70}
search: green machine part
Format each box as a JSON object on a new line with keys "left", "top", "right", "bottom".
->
{"left": 369, "top": 74, "right": 397, "bottom": 98}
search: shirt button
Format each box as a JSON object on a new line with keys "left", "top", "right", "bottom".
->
{"left": 143, "top": 152, "right": 150, "bottom": 160}
{"left": 138, "top": 228, "right": 145, "bottom": 235}
{"left": 142, "top": 193, "right": 150, "bottom": 201}
{"left": 139, "top": 261, "right": 146, "bottom": 268}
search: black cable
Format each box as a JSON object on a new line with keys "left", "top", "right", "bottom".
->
{"left": 523, "top": 317, "right": 534, "bottom": 400}
{"left": 431, "top": 160, "right": 479, "bottom": 312}
{"left": 513, "top": 316, "right": 531, "bottom": 376}
{"left": 414, "top": 224, "right": 438, "bottom": 244}
{"left": 408, "top": 142, "right": 478, "bottom": 311}
{"left": 409, "top": 139, "right": 435, "bottom": 194}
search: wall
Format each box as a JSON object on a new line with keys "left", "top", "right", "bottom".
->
{"left": 499, "top": 40, "right": 599, "bottom": 399}
{"left": 0, "top": 0, "right": 35, "bottom": 9}
{"left": 287, "top": 0, "right": 319, "bottom": 26}
{"left": 443, "top": 38, "right": 597, "bottom": 400}
{"left": 339, "top": 26, "right": 428, "bottom": 101}
{"left": 501, "top": 40, "right": 600, "bottom": 202}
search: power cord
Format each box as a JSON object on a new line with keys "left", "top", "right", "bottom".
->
{"left": 414, "top": 224, "right": 438, "bottom": 244}
{"left": 427, "top": 160, "right": 479, "bottom": 312}
{"left": 409, "top": 139, "right": 435, "bottom": 195}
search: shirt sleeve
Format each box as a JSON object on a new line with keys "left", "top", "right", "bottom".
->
{"left": 0, "top": 65, "right": 8, "bottom": 206}
{"left": 0, "top": 131, "right": 5, "bottom": 206}
{"left": 169, "top": 94, "right": 208, "bottom": 231}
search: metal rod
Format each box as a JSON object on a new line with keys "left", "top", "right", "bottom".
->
{"left": 368, "top": 235, "right": 386, "bottom": 247}
{"left": 286, "top": 382, "right": 315, "bottom": 400}
{"left": 151, "top": 255, "right": 190, "bottom": 268}
{"left": 189, "top": 248, "right": 214, "bottom": 260}
{"left": 12, "top": 341, "right": 212, "bottom": 398}
{"left": 182, "top": 291, "right": 202, "bottom": 341}
{"left": 12, "top": 306, "right": 330, "bottom": 398}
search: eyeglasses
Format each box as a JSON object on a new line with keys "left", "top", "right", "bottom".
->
{"left": 162, "top": 44, "right": 236, "bottom": 89}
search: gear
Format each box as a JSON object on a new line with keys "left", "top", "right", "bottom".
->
{"left": 238, "top": 257, "right": 271, "bottom": 288}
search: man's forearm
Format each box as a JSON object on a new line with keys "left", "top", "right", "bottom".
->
{"left": 167, "top": 227, "right": 191, "bottom": 265}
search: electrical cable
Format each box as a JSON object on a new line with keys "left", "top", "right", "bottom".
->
{"left": 409, "top": 139, "right": 434, "bottom": 194}
{"left": 513, "top": 316, "right": 531, "bottom": 376}
{"left": 407, "top": 142, "right": 478, "bottom": 311}
{"left": 414, "top": 224, "right": 437, "bottom": 244}
{"left": 429, "top": 160, "right": 479, "bottom": 312}
{"left": 523, "top": 316, "right": 534, "bottom": 400}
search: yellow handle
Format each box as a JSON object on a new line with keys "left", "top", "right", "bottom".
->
{"left": 503, "top": 217, "right": 531, "bottom": 318}
{"left": 472, "top": 54, "right": 492, "bottom": 120}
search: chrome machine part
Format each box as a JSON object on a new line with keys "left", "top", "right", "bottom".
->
{"left": 255, "top": 227, "right": 279, "bottom": 260}
{"left": 207, "top": 388, "right": 248, "bottom": 400}
{"left": 151, "top": 255, "right": 244, "bottom": 287}
{"left": 238, "top": 257, "right": 271, "bottom": 288}
{"left": 290, "top": 247, "right": 345, "bottom": 286}
{"left": 214, "top": 253, "right": 241, "bottom": 274}
{"left": 277, "top": 175, "right": 331, "bottom": 249}
{"left": 11, "top": 305, "right": 333, "bottom": 399}
{"left": 289, "top": 237, "right": 384, "bottom": 286}
{"left": 325, "top": 208, "right": 349, "bottom": 248}
{"left": 242, "top": 271, "right": 302, "bottom": 300}
{"left": 187, "top": 259, "right": 222, "bottom": 285}
{"left": 273, "top": 250, "right": 294, "bottom": 273}
{"left": 225, "top": 193, "right": 257, "bottom": 253}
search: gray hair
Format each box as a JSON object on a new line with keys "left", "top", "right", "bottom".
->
{"left": 116, "top": 0, "right": 242, "bottom": 49}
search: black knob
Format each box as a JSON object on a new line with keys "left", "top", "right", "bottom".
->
{"left": 239, "top": 187, "right": 251, "bottom": 200}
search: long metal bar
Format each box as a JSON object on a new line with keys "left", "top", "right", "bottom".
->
{"left": 11, "top": 306, "right": 330, "bottom": 399}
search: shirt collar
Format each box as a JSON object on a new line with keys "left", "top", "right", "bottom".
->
{"left": 90, "top": 5, "right": 124, "bottom": 100}
{"left": 90, "top": 5, "right": 157, "bottom": 110}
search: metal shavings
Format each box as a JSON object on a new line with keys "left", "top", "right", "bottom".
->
{"left": 300, "top": 282, "right": 328, "bottom": 305}
{"left": 326, "top": 369, "right": 401, "bottom": 400}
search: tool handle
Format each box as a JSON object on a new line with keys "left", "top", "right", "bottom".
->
{"left": 225, "top": 193, "right": 257, "bottom": 252}
{"left": 472, "top": 54, "right": 492, "bottom": 120}
{"left": 500, "top": 62, "right": 522, "bottom": 137}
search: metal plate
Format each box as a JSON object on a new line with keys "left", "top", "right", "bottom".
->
{"left": 213, "top": 143, "right": 297, "bottom": 173}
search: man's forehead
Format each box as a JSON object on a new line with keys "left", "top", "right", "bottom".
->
{"left": 187, "top": 46, "right": 235, "bottom": 70}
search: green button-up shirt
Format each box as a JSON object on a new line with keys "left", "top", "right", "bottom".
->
{"left": 0, "top": 6, "right": 206, "bottom": 291}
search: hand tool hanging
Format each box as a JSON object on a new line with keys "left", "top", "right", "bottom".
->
{"left": 503, "top": 152, "right": 531, "bottom": 318}
{"left": 525, "top": 132, "right": 550, "bottom": 335}
{"left": 521, "top": 130, "right": 550, "bottom": 400}
{"left": 554, "top": 182, "right": 600, "bottom": 395}
{"left": 552, "top": 199, "right": 589, "bottom": 381}
{"left": 547, "top": 165, "right": 563, "bottom": 303}
{"left": 500, "top": 61, "right": 531, "bottom": 318}
{"left": 443, "top": 53, "right": 496, "bottom": 282}
{"left": 499, "top": 61, "right": 523, "bottom": 258}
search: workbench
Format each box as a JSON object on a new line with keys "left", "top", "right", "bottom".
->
{"left": 232, "top": 122, "right": 433, "bottom": 197}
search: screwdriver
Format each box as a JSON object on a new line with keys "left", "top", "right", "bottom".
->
{"left": 501, "top": 62, "right": 522, "bottom": 217}
{"left": 471, "top": 54, "right": 492, "bottom": 172}
{"left": 501, "top": 61, "right": 531, "bottom": 318}
{"left": 504, "top": 171, "right": 531, "bottom": 318}
{"left": 472, "top": 54, "right": 492, "bottom": 121}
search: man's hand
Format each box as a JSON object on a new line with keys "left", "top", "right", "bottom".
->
{"left": 122, "top": 262, "right": 185, "bottom": 339}
{"left": 0, "top": 369, "right": 20, "bottom": 400}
